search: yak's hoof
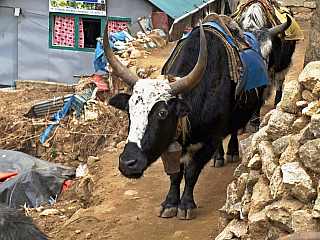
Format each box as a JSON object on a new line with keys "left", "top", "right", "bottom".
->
{"left": 227, "top": 154, "right": 239, "bottom": 163}
{"left": 157, "top": 206, "right": 177, "bottom": 218}
{"left": 177, "top": 208, "right": 196, "bottom": 220}
{"left": 249, "top": 125, "right": 259, "bottom": 133}
{"left": 212, "top": 159, "right": 224, "bottom": 167}
{"left": 238, "top": 127, "right": 245, "bottom": 135}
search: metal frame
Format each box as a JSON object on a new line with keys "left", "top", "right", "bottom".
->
{"left": 49, "top": 13, "right": 131, "bottom": 52}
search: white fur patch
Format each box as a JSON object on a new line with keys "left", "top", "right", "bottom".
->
{"left": 180, "top": 143, "right": 203, "bottom": 165}
{"left": 127, "top": 79, "right": 174, "bottom": 148}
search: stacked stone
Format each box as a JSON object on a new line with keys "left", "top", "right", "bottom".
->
{"left": 216, "top": 61, "right": 320, "bottom": 240}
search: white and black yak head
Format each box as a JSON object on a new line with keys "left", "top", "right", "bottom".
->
{"left": 109, "top": 79, "right": 192, "bottom": 178}
{"left": 104, "top": 19, "right": 207, "bottom": 178}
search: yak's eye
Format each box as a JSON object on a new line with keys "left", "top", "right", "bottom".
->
{"left": 158, "top": 109, "right": 168, "bottom": 119}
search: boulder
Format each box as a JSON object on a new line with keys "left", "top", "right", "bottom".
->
{"left": 299, "top": 139, "right": 320, "bottom": 172}
{"left": 265, "top": 110, "right": 297, "bottom": 140}
{"left": 281, "top": 162, "right": 317, "bottom": 203}
{"left": 279, "top": 80, "right": 301, "bottom": 114}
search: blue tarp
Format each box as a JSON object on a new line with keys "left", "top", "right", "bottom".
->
{"left": 93, "top": 31, "right": 127, "bottom": 73}
{"left": 40, "top": 94, "right": 74, "bottom": 143}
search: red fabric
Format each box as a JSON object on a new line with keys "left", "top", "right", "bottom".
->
{"left": 108, "top": 20, "right": 128, "bottom": 34}
{"left": 61, "top": 180, "right": 72, "bottom": 194}
{"left": 93, "top": 74, "right": 109, "bottom": 91}
{"left": 0, "top": 172, "right": 19, "bottom": 185}
{"left": 53, "top": 16, "right": 84, "bottom": 48}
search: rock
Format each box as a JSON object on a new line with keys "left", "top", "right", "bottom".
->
{"left": 87, "top": 156, "right": 100, "bottom": 165}
{"left": 279, "top": 137, "right": 300, "bottom": 166}
{"left": 116, "top": 141, "right": 126, "bottom": 149}
{"left": 312, "top": 81, "right": 320, "bottom": 98}
{"left": 299, "top": 139, "right": 320, "bottom": 172}
{"left": 265, "top": 207, "right": 292, "bottom": 232}
{"left": 304, "top": 1, "right": 316, "bottom": 8}
{"left": 248, "top": 154, "right": 262, "bottom": 170}
{"left": 259, "top": 141, "right": 278, "bottom": 181}
{"left": 234, "top": 162, "right": 248, "bottom": 180}
{"left": 251, "top": 126, "right": 269, "bottom": 156}
{"left": 241, "top": 189, "right": 252, "bottom": 220}
{"left": 218, "top": 217, "right": 230, "bottom": 233}
{"left": 304, "top": 10, "right": 320, "bottom": 66}
{"left": 221, "top": 182, "right": 240, "bottom": 219}
{"left": 302, "top": 100, "right": 320, "bottom": 116}
{"left": 310, "top": 114, "right": 320, "bottom": 137}
{"left": 292, "top": 116, "right": 309, "bottom": 132}
{"left": 215, "top": 219, "right": 237, "bottom": 240}
{"left": 40, "top": 209, "right": 61, "bottom": 216}
{"left": 129, "top": 65, "right": 137, "bottom": 74}
{"left": 272, "top": 135, "right": 292, "bottom": 157}
{"left": 281, "top": 162, "right": 317, "bottom": 203}
{"left": 265, "top": 110, "right": 297, "bottom": 141}
{"left": 313, "top": 180, "right": 320, "bottom": 218}
{"left": 296, "top": 100, "right": 309, "bottom": 109}
{"left": 246, "top": 170, "right": 260, "bottom": 193}
{"left": 292, "top": 210, "right": 320, "bottom": 232}
{"left": 124, "top": 190, "right": 138, "bottom": 196}
{"left": 301, "top": 89, "right": 316, "bottom": 102}
{"left": 260, "top": 109, "right": 277, "bottom": 128}
{"left": 76, "top": 174, "right": 94, "bottom": 205}
{"left": 297, "top": 123, "right": 315, "bottom": 145}
{"left": 299, "top": 61, "right": 320, "bottom": 90}
{"left": 239, "top": 135, "right": 253, "bottom": 166}
{"left": 237, "top": 173, "right": 249, "bottom": 199}
{"left": 249, "top": 177, "right": 273, "bottom": 216}
{"left": 279, "top": 80, "right": 301, "bottom": 114}
{"left": 229, "top": 219, "right": 248, "bottom": 238}
{"left": 313, "top": 197, "right": 320, "bottom": 218}
{"left": 248, "top": 209, "right": 270, "bottom": 240}
{"left": 130, "top": 49, "right": 141, "bottom": 59}
{"left": 269, "top": 166, "right": 284, "bottom": 200}
{"left": 265, "top": 227, "right": 288, "bottom": 240}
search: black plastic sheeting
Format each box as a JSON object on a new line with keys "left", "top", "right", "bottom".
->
{"left": 0, "top": 150, "right": 75, "bottom": 209}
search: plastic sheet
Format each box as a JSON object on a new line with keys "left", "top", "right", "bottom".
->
{"left": 0, "top": 150, "right": 75, "bottom": 208}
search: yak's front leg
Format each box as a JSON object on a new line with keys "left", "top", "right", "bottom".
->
{"left": 157, "top": 168, "right": 183, "bottom": 218}
{"left": 177, "top": 146, "right": 213, "bottom": 220}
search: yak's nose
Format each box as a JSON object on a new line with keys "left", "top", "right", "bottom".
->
{"left": 119, "top": 155, "right": 137, "bottom": 173}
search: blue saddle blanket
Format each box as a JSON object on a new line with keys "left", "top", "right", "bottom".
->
{"left": 163, "top": 22, "right": 269, "bottom": 94}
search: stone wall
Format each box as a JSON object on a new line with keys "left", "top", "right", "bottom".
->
{"left": 304, "top": 0, "right": 320, "bottom": 66}
{"left": 216, "top": 61, "right": 320, "bottom": 240}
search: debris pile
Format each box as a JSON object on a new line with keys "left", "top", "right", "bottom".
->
{"left": 216, "top": 61, "right": 320, "bottom": 240}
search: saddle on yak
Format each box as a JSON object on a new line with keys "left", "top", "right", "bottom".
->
{"left": 232, "top": 0, "right": 304, "bottom": 40}
{"left": 162, "top": 13, "right": 269, "bottom": 96}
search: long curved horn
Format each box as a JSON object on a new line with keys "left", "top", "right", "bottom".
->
{"left": 103, "top": 18, "right": 139, "bottom": 88}
{"left": 170, "top": 21, "right": 208, "bottom": 96}
{"left": 268, "top": 14, "right": 292, "bottom": 37}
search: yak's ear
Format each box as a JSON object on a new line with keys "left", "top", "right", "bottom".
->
{"left": 170, "top": 98, "right": 191, "bottom": 118}
{"left": 109, "top": 93, "right": 131, "bottom": 111}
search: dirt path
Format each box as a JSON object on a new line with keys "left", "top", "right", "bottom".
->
{"left": 31, "top": 20, "right": 311, "bottom": 240}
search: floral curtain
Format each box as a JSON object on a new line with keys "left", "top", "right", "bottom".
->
{"left": 108, "top": 20, "right": 128, "bottom": 34}
{"left": 53, "top": 16, "right": 84, "bottom": 48}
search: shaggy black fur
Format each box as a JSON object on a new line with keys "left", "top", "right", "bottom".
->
{"left": 0, "top": 204, "right": 48, "bottom": 240}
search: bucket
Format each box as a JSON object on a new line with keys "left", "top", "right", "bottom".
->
{"left": 161, "top": 140, "right": 182, "bottom": 174}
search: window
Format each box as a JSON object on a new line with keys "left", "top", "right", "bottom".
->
{"left": 49, "top": 13, "right": 131, "bottom": 52}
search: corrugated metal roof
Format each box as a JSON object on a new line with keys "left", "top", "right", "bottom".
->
{"left": 148, "top": 0, "right": 211, "bottom": 19}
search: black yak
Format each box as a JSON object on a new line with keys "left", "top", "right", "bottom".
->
{"left": 105, "top": 15, "right": 290, "bottom": 219}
